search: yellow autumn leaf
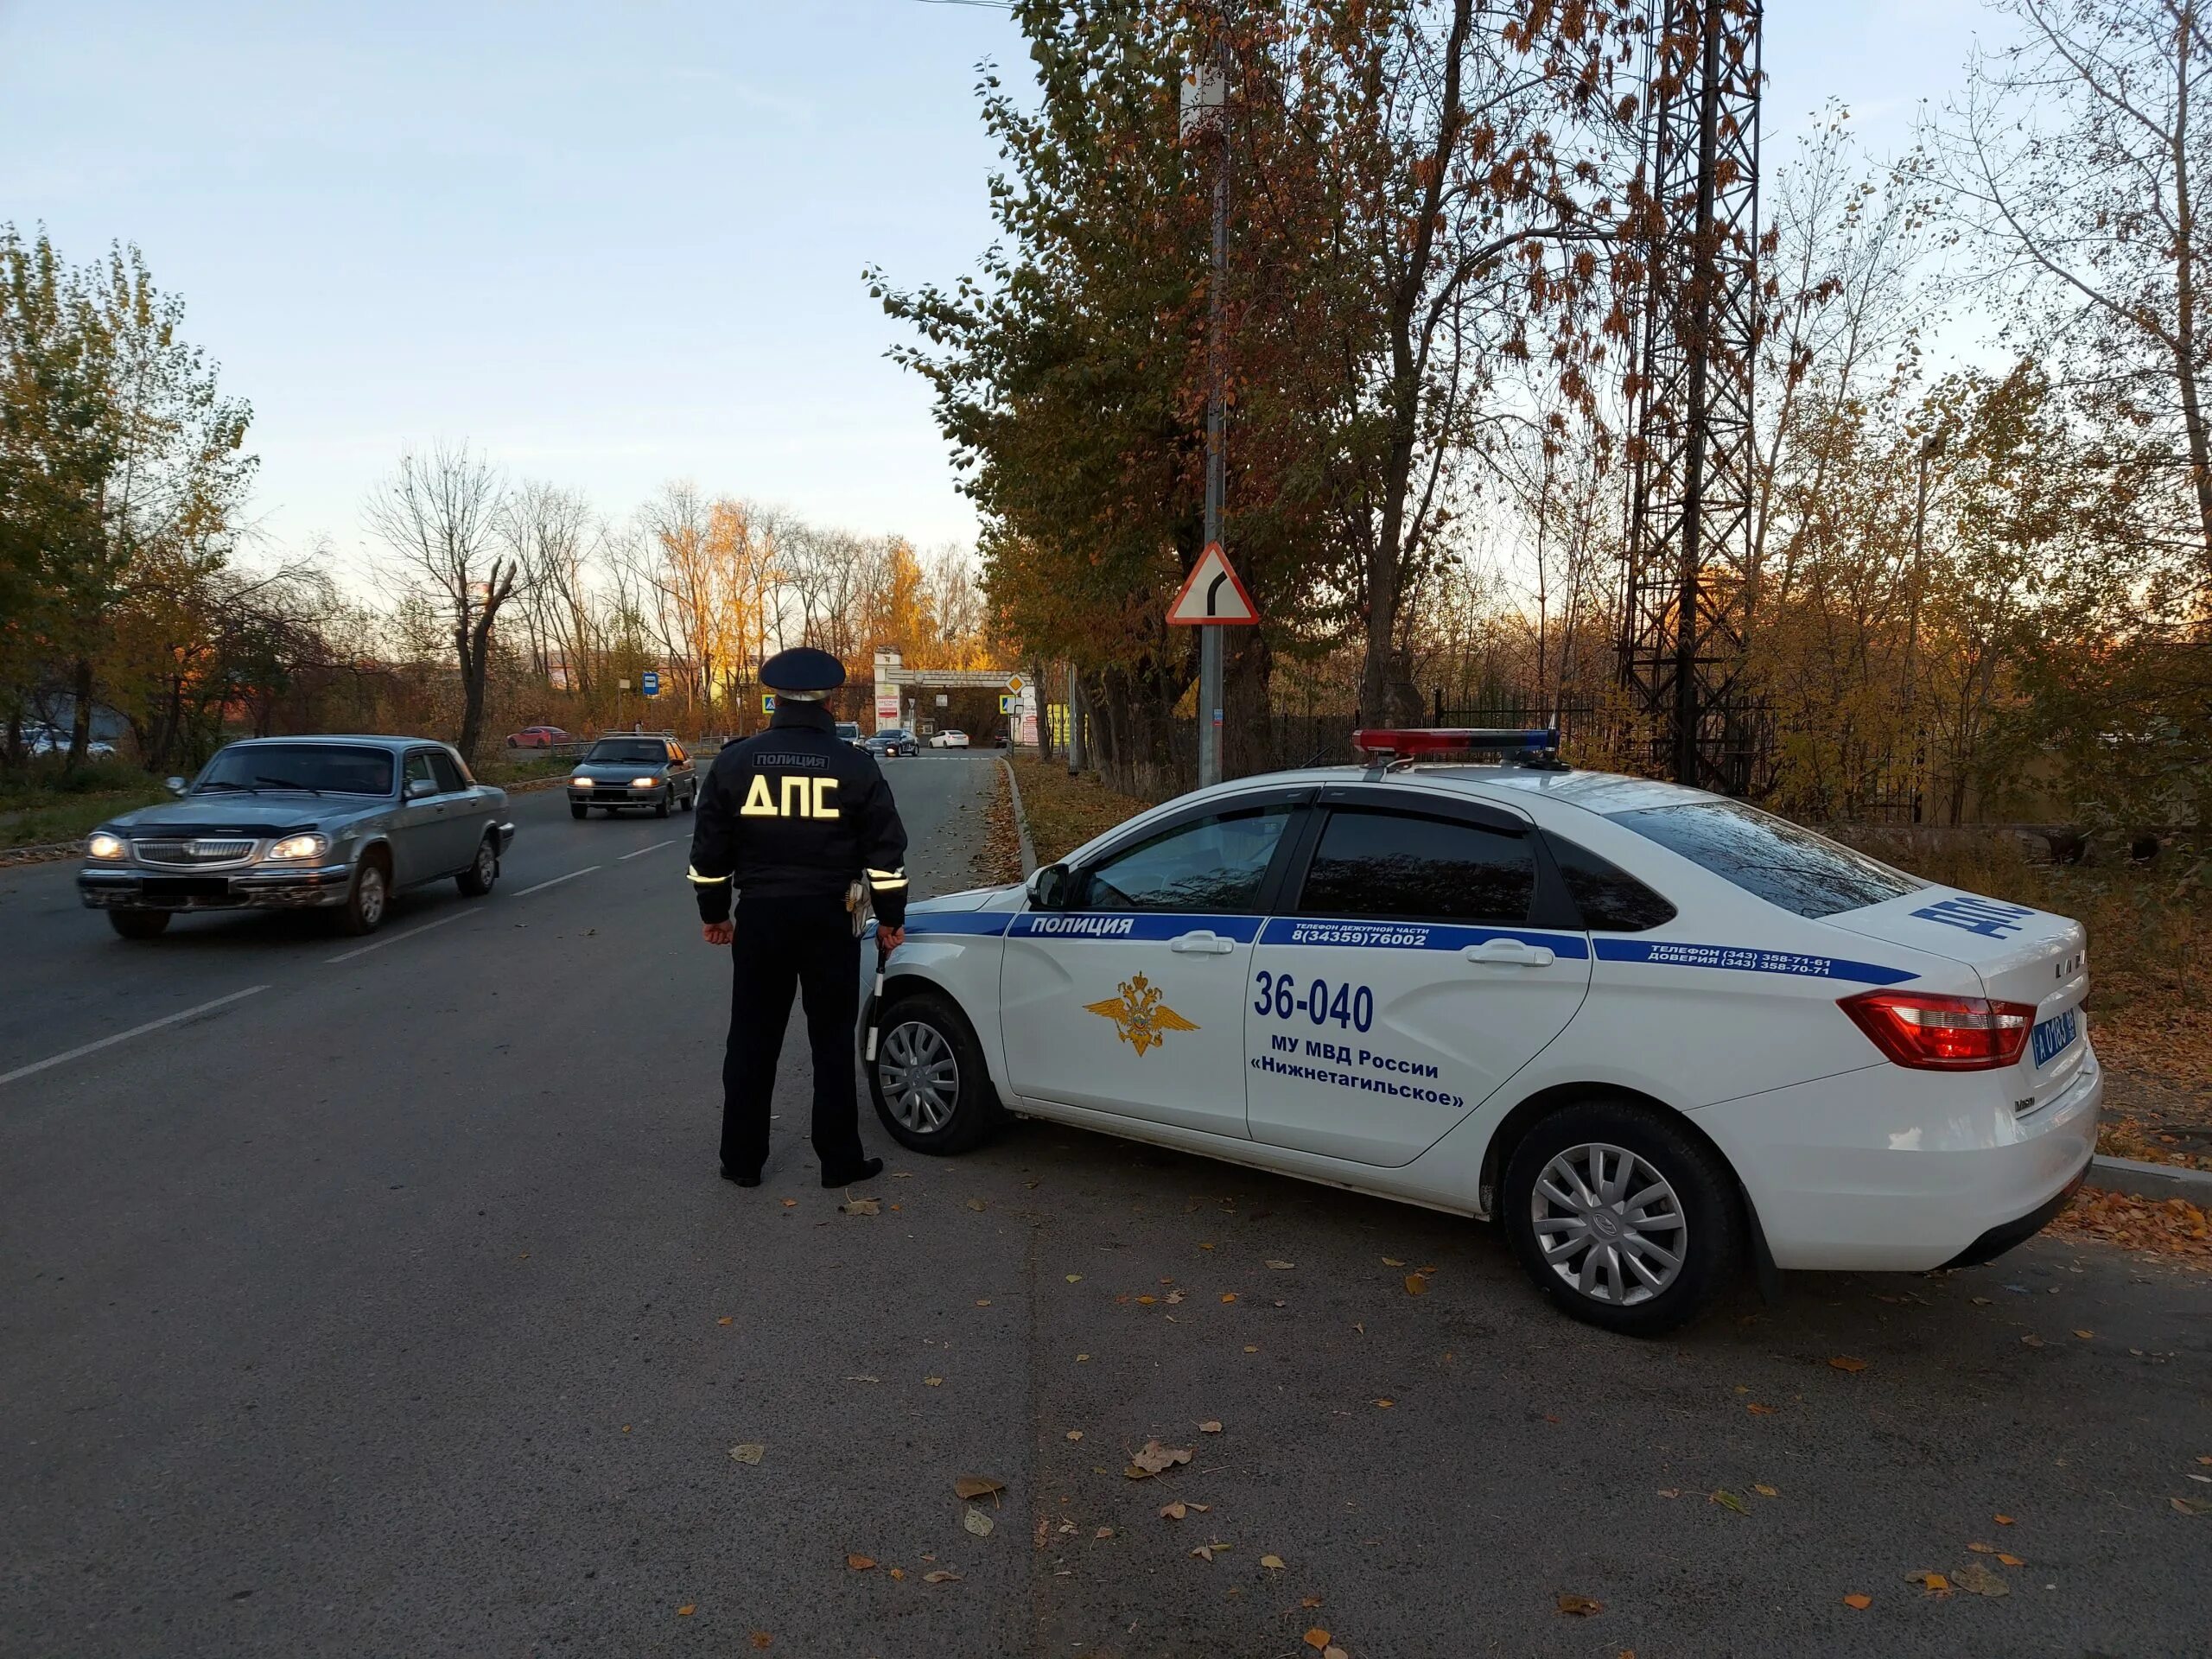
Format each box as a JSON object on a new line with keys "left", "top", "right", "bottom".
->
{"left": 677, "top": 1604, "right": 696, "bottom": 1616}
{"left": 1842, "top": 1592, "right": 1871, "bottom": 1610}
{"left": 846, "top": 1554, "right": 875, "bottom": 1571}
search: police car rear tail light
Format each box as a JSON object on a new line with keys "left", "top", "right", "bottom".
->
{"left": 1351, "top": 727, "right": 1561, "bottom": 763}
{"left": 1838, "top": 990, "right": 2037, "bottom": 1071}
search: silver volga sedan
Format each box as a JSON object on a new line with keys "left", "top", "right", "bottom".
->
{"left": 77, "top": 736, "right": 515, "bottom": 939}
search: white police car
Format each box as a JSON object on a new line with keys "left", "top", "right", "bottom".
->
{"left": 866, "top": 731, "right": 2099, "bottom": 1333}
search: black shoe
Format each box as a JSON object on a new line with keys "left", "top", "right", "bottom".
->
{"left": 721, "top": 1166, "right": 762, "bottom": 1188}
{"left": 820, "top": 1156, "right": 883, "bottom": 1188}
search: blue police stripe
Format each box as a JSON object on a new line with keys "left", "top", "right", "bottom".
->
{"left": 1592, "top": 938, "right": 1915, "bottom": 985}
{"left": 1256, "top": 917, "right": 1590, "bottom": 958}
{"left": 903, "top": 912, "right": 1014, "bottom": 938}
{"left": 1006, "top": 912, "right": 1264, "bottom": 944}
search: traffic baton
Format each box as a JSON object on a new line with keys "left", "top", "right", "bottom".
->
{"left": 863, "top": 931, "right": 887, "bottom": 1063}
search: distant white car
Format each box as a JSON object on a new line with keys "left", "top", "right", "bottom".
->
{"left": 930, "top": 729, "right": 970, "bottom": 749}
{"left": 861, "top": 730, "right": 2099, "bottom": 1335}
{"left": 27, "top": 727, "right": 116, "bottom": 759}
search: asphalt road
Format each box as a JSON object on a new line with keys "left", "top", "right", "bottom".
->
{"left": 2, "top": 752, "right": 2206, "bottom": 1658}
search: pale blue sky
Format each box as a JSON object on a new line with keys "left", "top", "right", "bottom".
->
{"left": 0, "top": 1, "right": 2007, "bottom": 582}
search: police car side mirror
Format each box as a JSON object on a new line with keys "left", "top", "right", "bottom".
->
{"left": 1028, "top": 862, "right": 1071, "bottom": 911}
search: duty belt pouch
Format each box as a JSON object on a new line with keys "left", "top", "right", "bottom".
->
{"left": 845, "top": 878, "right": 874, "bottom": 938}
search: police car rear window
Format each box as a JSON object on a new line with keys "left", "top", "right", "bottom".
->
{"left": 1545, "top": 836, "right": 1675, "bottom": 931}
{"left": 1298, "top": 809, "right": 1533, "bottom": 925}
{"left": 1606, "top": 800, "right": 1923, "bottom": 919}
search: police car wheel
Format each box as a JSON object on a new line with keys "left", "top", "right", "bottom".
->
{"left": 869, "top": 992, "right": 1000, "bottom": 1154}
{"left": 1502, "top": 1099, "right": 1742, "bottom": 1336}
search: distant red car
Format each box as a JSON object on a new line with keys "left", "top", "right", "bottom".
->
{"left": 505, "top": 725, "right": 571, "bottom": 749}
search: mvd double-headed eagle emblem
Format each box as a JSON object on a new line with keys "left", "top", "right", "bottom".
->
{"left": 1084, "top": 972, "right": 1199, "bottom": 1057}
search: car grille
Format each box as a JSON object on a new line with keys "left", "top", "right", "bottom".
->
{"left": 132, "top": 836, "right": 261, "bottom": 868}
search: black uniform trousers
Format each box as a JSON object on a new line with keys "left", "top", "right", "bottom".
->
{"left": 721, "top": 893, "right": 868, "bottom": 1179}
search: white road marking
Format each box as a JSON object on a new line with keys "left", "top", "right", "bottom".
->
{"left": 0, "top": 985, "right": 270, "bottom": 1089}
{"left": 325, "top": 909, "right": 470, "bottom": 964}
{"left": 619, "top": 840, "right": 677, "bottom": 861}
{"left": 515, "top": 865, "right": 600, "bottom": 897}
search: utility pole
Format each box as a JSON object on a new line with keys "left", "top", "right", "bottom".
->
{"left": 1186, "top": 17, "right": 1231, "bottom": 788}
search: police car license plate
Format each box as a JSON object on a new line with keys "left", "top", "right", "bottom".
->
{"left": 2031, "top": 1008, "right": 2080, "bottom": 1068}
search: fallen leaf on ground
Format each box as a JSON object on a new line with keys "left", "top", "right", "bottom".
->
{"left": 677, "top": 1605, "right": 696, "bottom": 1616}
{"left": 888, "top": 1567, "right": 906, "bottom": 1581}
{"left": 953, "top": 1475, "right": 1005, "bottom": 1501}
{"left": 846, "top": 1554, "right": 875, "bottom": 1571}
{"left": 1971, "top": 1295, "right": 1991, "bottom": 1304}
{"left": 1998, "top": 1554, "right": 2026, "bottom": 1567}
{"left": 925, "top": 1376, "right": 943, "bottom": 1387}
{"left": 1189, "top": 1541, "right": 1230, "bottom": 1561}
{"left": 1842, "top": 1592, "right": 1872, "bottom": 1610}
{"left": 2172, "top": 1496, "right": 2212, "bottom": 1515}
{"left": 750, "top": 1634, "right": 773, "bottom": 1649}
{"left": 840, "top": 1198, "right": 880, "bottom": 1217}
{"left": 1324, "top": 1648, "right": 1348, "bottom": 1659}
{"left": 966, "top": 1198, "right": 987, "bottom": 1211}
{"left": 1159, "top": 1501, "right": 1188, "bottom": 1520}
{"left": 1746, "top": 1403, "right": 1776, "bottom": 1415}
{"left": 1065, "top": 1429, "right": 1083, "bottom": 1441}
{"left": 2021, "top": 1333, "right": 2046, "bottom": 1348}
{"left": 922, "top": 1570, "right": 962, "bottom": 1584}
{"left": 1558, "top": 1592, "right": 1602, "bottom": 1615}
{"left": 1095, "top": 1527, "right": 1113, "bottom": 1538}
{"left": 1905, "top": 1570, "right": 1950, "bottom": 1596}
{"left": 1967, "top": 1541, "right": 1993, "bottom": 1554}
{"left": 1065, "top": 1274, "right": 1083, "bottom": 1283}
{"left": 1709, "top": 1489, "right": 1749, "bottom": 1514}
{"left": 1198, "top": 1420, "right": 1223, "bottom": 1434}
{"left": 1166, "top": 1289, "right": 1185, "bottom": 1304}
{"left": 1244, "top": 1344, "right": 1260, "bottom": 1353}
{"left": 1828, "top": 1355, "right": 1869, "bottom": 1373}
{"left": 1300, "top": 1594, "right": 1324, "bottom": 1608}
{"left": 2074, "top": 1329, "right": 2094, "bottom": 1339}
{"left": 963, "top": 1509, "right": 994, "bottom": 1536}
{"left": 717, "top": 1316, "right": 733, "bottom": 1325}
{"left": 1136, "top": 1294, "right": 1157, "bottom": 1305}
{"left": 975, "top": 1300, "right": 990, "bottom": 1306}
{"left": 1374, "top": 1398, "right": 1394, "bottom": 1408}
{"left": 1303, "top": 1630, "right": 1332, "bottom": 1651}
{"left": 1753, "top": 1484, "right": 1778, "bottom": 1497}
{"left": 1126, "top": 1440, "right": 1193, "bottom": 1478}
{"left": 1382, "top": 1256, "right": 1405, "bottom": 1267}
{"left": 729, "top": 1443, "right": 765, "bottom": 1465}
{"left": 1267, "top": 1260, "right": 1295, "bottom": 1270}
{"left": 1994, "top": 1513, "right": 2015, "bottom": 1525}
{"left": 1953, "top": 1560, "right": 2010, "bottom": 1597}
{"left": 1220, "top": 1293, "right": 1238, "bottom": 1303}
{"left": 780, "top": 1198, "right": 797, "bottom": 1208}
{"left": 1403, "top": 1274, "right": 1428, "bottom": 1297}
{"left": 1261, "top": 1554, "right": 1285, "bottom": 1569}
{"left": 1656, "top": 1489, "right": 1681, "bottom": 1498}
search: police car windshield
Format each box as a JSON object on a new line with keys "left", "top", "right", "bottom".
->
{"left": 1607, "top": 799, "right": 1923, "bottom": 918}
{"left": 587, "top": 740, "right": 666, "bottom": 764}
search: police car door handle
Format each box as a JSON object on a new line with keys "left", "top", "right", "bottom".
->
{"left": 1169, "top": 931, "right": 1237, "bottom": 956}
{"left": 1463, "top": 938, "right": 1554, "bottom": 968}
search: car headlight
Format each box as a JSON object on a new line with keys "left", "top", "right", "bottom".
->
{"left": 572, "top": 777, "right": 594, "bottom": 788}
{"left": 264, "top": 833, "right": 329, "bottom": 861}
{"left": 632, "top": 776, "right": 658, "bottom": 788}
{"left": 86, "top": 831, "right": 127, "bottom": 861}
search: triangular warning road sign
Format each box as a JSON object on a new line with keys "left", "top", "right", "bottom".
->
{"left": 1166, "top": 542, "right": 1259, "bottom": 626}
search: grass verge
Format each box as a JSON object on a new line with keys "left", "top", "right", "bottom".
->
{"left": 0, "top": 764, "right": 173, "bottom": 851}
{"left": 1008, "top": 756, "right": 1151, "bottom": 866}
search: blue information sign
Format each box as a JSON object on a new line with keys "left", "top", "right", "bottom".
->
{"left": 641, "top": 670, "right": 660, "bottom": 698}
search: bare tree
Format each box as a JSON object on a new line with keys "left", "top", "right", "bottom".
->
{"left": 1927, "top": 0, "right": 2212, "bottom": 582}
{"left": 499, "top": 480, "right": 597, "bottom": 700}
{"left": 364, "top": 440, "right": 514, "bottom": 757}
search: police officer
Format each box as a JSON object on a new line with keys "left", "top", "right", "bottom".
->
{"left": 687, "top": 647, "right": 910, "bottom": 1189}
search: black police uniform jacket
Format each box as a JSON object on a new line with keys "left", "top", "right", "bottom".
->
{"left": 686, "top": 702, "right": 909, "bottom": 928}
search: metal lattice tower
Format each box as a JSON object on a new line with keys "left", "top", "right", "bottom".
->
{"left": 1619, "top": 0, "right": 1764, "bottom": 791}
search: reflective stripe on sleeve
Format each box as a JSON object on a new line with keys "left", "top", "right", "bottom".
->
{"left": 865, "top": 868, "right": 909, "bottom": 889}
{"left": 687, "top": 865, "right": 729, "bottom": 886}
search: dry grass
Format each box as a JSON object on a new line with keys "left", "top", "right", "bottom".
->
{"left": 1009, "top": 757, "right": 1154, "bottom": 866}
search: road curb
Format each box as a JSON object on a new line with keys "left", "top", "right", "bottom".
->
{"left": 2089, "top": 1154, "right": 2212, "bottom": 1204}
{"left": 999, "top": 757, "right": 1038, "bottom": 877}
{"left": 0, "top": 838, "right": 82, "bottom": 868}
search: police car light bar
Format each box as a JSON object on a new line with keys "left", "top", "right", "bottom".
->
{"left": 1351, "top": 727, "right": 1560, "bottom": 760}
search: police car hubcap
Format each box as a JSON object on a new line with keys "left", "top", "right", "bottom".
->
{"left": 881, "top": 1021, "right": 958, "bottom": 1131}
{"left": 1530, "top": 1142, "right": 1686, "bottom": 1306}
